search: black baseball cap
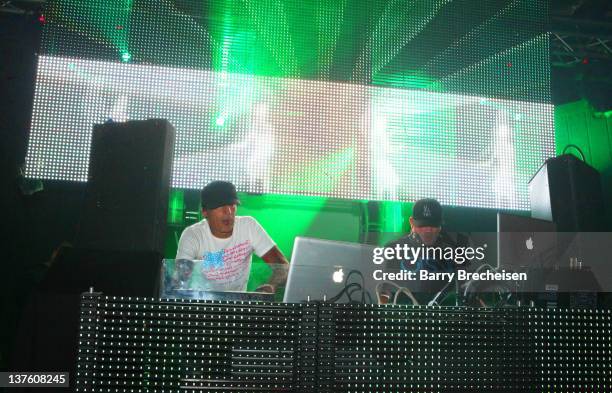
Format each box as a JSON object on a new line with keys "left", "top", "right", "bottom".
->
{"left": 201, "top": 181, "right": 240, "bottom": 210}
{"left": 412, "top": 198, "right": 443, "bottom": 227}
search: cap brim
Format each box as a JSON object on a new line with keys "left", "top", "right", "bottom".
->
{"left": 205, "top": 198, "right": 241, "bottom": 210}
{"left": 412, "top": 219, "right": 442, "bottom": 227}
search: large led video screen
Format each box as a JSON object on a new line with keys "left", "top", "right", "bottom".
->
{"left": 25, "top": 0, "right": 554, "bottom": 210}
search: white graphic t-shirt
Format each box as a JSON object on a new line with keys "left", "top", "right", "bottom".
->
{"left": 175, "top": 216, "right": 275, "bottom": 291}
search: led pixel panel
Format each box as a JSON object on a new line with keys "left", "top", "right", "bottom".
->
{"left": 26, "top": 0, "right": 554, "bottom": 209}
{"left": 76, "top": 295, "right": 612, "bottom": 392}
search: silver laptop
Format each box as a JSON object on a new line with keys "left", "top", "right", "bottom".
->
{"left": 497, "top": 213, "right": 557, "bottom": 271}
{"left": 283, "top": 237, "right": 378, "bottom": 303}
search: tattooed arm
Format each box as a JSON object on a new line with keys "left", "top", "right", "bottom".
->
{"left": 256, "top": 246, "right": 289, "bottom": 293}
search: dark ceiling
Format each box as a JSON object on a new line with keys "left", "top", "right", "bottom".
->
{"left": 550, "top": 0, "right": 612, "bottom": 108}
{"left": 1, "top": 0, "right": 611, "bottom": 108}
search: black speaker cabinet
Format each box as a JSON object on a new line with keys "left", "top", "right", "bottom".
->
{"left": 76, "top": 119, "right": 175, "bottom": 253}
{"left": 529, "top": 154, "right": 605, "bottom": 231}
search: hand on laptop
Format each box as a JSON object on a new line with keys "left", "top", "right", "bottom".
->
{"left": 379, "top": 293, "right": 391, "bottom": 304}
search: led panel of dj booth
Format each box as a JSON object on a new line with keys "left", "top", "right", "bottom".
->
{"left": 76, "top": 294, "right": 612, "bottom": 393}
{"left": 76, "top": 294, "right": 307, "bottom": 392}
{"left": 326, "top": 305, "right": 536, "bottom": 391}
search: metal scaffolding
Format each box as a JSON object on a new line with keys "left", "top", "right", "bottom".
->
{"left": 551, "top": 16, "right": 612, "bottom": 67}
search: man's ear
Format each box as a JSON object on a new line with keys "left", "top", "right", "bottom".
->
{"left": 202, "top": 209, "right": 208, "bottom": 218}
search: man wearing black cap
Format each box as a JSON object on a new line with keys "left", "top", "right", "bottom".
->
{"left": 405, "top": 198, "right": 445, "bottom": 246}
{"left": 381, "top": 198, "right": 460, "bottom": 304}
{"left": 176, "top": 180, "right": 288, "bottom": 293}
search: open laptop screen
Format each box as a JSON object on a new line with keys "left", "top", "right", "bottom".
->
{"left": 283, "top": 237, "right": 377, "bottom": 304}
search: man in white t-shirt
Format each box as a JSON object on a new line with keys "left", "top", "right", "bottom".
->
{"left": 176, "top": 180, "right": 288, "bottom": 293}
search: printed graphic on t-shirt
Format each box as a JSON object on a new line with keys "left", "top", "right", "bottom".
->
{"left": 201, "top": 241, "right": 252, "bottom": 284}
{"left": 203, "top": 250, "right": 225, "bottom": 269}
